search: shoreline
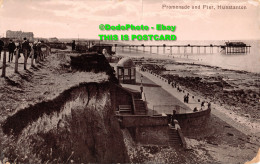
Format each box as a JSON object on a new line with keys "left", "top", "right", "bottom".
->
{"left": 125, "top": 55, "right": 260, "bottom": 163}
{"left": 138, "top": 66, "right": 260, "bottom": 136}
{"left": 0, "top": 49, "right": 259, "bottom": 163}
{"left": 115, "top": 48, "right": 260, "bottom": 74}
{"left": 115, "top": 49, "right": 260, "bottom": 134}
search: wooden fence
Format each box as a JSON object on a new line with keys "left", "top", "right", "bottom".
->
{"left": 1, "top": 46, "right": 51, "bottom": 77}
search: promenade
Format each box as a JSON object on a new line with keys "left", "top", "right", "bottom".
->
{"left": 122, "top": 70, "right": 201, "bottom": 115}
{"left": 136, "top": 67, "right": 260, "bottom": 137}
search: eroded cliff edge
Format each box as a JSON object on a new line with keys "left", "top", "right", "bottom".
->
{"left": 0, "top": 51, "right": 129, "bottom": 163}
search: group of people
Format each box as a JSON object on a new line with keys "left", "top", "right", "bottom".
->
{"left": 171, "top": 81, "right": 177, "bottom": 88}
{"left": 201, "top": 101, "right": 211, "bottom": 110}
{"left": 139, "top": 67, "right": 214, "bottom": 113}
{"left": 0, "top": 38, "right": 44, "bottom": 68}
{"left": 193, "top": 101, "right": 211, "bottom": 112}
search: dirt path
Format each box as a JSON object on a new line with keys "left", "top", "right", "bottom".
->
{"left": 0, "top": 52, "right": 107, "bottom": 120}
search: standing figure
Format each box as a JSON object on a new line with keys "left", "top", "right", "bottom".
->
{"left": 33, "top": 41, "right": 38, "bottom": 63}
{"left": 8, "top": 40, "right": 16, "bottom": 62}
{"left": 186, "top": 93, "right": 189, "bottom": 103}
{"left": 22, "top": 38, "right": 30, "bottom": 70}
{"left": 171, "top": 110, "right": 177, "bottom": 125}
{"left": 36, "top": 41, "right": 42, "bottom": 61}
{"left": 201, "top": 101, "right": 205, "bottom": 109}
{"left": 140, "top": 84, "right": 143, "bottom": 97}
{"left": 208, "top": 102, "right": 211, "bottom": 110}
{"left": 72, "top": 40, "right": 76, "bottom": 51}
{"left": 184, "top": 95, "right": 187, "bottom": 103}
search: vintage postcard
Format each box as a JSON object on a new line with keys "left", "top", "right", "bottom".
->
{"left": 0, "top": 0, "right": 259, "bottom": 163}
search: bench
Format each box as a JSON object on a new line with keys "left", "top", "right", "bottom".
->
{"left": 118, "top": 105, "right": 132, "bottom": 113}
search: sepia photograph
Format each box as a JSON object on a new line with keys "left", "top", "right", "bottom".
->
{"left": 0, "top": 0, "right": 259, "bottom": 163}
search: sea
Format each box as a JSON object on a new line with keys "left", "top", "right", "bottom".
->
{"left": 114, "top": 40, "right": 260, "bottom": 73}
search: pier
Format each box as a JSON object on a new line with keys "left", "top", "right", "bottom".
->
{"left": 116, "top": 43, "right": 251, "bottom": 54}
{"left": 88, "top": 41, "right": 251, "bottom": 54}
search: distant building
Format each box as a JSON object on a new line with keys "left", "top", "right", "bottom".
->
{"left": 6, "top": 30, "right": 34, "bottom": 41}
{"left": 224, "top": 41, "right": 249, "bottom": 54}
{"left": 48, "top": 37, "right": 59, "bottom": 42}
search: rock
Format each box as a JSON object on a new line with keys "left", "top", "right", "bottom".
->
{"left": 227, "top": 133, "right": 234, "bottom": 136}
{"left": 244, "top": 114, "right": 250, "bottom": 118}
{"left": 238, "top": 138, "right": 244, "bottom": 141}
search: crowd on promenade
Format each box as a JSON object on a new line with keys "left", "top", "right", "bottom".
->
{"left": 0, "top": 37, "right": 51, "bottom": 77}
{"left": 140, "top": 66, "right": 212, "bottom": 113}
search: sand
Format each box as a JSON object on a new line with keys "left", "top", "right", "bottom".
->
{"left": 0, "top": 48, "right": 259, "bottom": 163}
{"left": 116, "top": 49, "right": 260, "bottom": 163}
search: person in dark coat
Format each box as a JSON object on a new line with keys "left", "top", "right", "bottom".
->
{"left": 22, "top": 38, "right": 31, "bottom": 70}
{"left": 8, "top": 40, "right": 16, "bottom": 62}
{"left": 208, "top": 102, "right": 211, "bottom": 109}
{"left": 22, "top": 38, "right": 30, "bottom": 53}
{"left": 72, "top": 40, "right": 76, "bottom": 51}
{"left": 201, "top": 101, "right": 205, "bottom": 109}
{"left": 33, "top": 42, "right": 38, "bottom": 61}
{"left": 184, "top": 95, "right": 187, "bottom": 103}
{"left": 36, "top": 41, "right": 42, "bottom": 61}
{"left": 0, "top": 39, "right": 4, "bottom": 59}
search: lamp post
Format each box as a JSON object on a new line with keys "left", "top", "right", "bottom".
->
{"left": 140, "top": 74, "right": 143, "bottom": 99}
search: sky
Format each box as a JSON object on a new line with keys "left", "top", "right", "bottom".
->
{"left": 0, "top": 0, "right": 259, "bottom": 40}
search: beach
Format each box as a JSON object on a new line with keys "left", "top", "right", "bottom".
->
{"left": 115, "top": 44, "right": 260, "bottom": 163}
{"left": 0, "top": 47, "right": 259, "bottom": 163}
{"left": 117, "top": 45, "right": 260, "bottom": 127}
